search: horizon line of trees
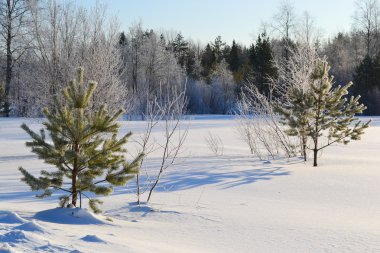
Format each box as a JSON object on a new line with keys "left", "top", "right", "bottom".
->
{"left": 1, "top": 0, "right": 380, "bottom": 116}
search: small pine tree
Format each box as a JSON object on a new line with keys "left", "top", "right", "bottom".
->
{"left": 19, "top": 68, "right": 143, "bottom": 213}
{"left": 276, "top": 87, "right": 314, "bottom": 161}
{"left": 278, "top": 59, "right": 370, "bottom": 166}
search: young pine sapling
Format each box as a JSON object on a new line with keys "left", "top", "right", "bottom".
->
{"left": 277, "top": 59, "right": 370, "bottom": 166}
{"left": 19, "top": 68, "right": 143, "bottom": 213}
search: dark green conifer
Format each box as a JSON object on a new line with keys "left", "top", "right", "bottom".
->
{"left": 353, "top": 54, "right": 380, "bottom": 115}
{"left": 249, "top": 34, "right": 278, "bottom": 96}
{"left": 19, "top": 68, "right": 143, "bottom": 213}
{"left": 228, "top": 40, "right": 242, "bottom": 73}
{"left": 201, "top": 43, "right": 217, "bottom": 83}
{"left": 171, "top": 33, "right": 189, "bottom": 67}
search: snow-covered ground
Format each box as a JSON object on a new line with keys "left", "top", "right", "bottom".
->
{"left": 0, "top": 116, "right": 379, "bottom": 253}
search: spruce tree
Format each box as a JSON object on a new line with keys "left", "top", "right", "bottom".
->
{"left": 228, "top": 40, "right": 247, "bottom": 84}
{"left": 171, "top": 33, "right": 189, "bottom": 68}
{"left": 249, "top": 34, "right": 278, "bottom": 97}
{"left": 119, "top": 32, "right": 127, "bottom": 46}
{"left": 201, "top": 43, "right": 216, "bottom": 83}
{"left": 211, "top": 36, "right": 226, "bottom": 63}
{"left": 353, "top": 54, "right": 380, "bottom": 115}
{"left": 19, "top": 68, "right": 143, "bottom": 213}
{"left": 278, "top": 59, "right": 370, "bottom": 166}
{"left": 228, "top": 40, "right": 242, "bottom": 73}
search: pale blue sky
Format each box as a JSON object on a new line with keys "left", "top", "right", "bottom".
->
{"left": 78, "top": 0, "right": 355, "bottom": 46}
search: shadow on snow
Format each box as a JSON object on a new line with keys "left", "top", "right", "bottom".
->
{"left": 112, "top": 155, "right": 295, "bottom": 195}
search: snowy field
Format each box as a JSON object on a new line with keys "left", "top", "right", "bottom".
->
{"left": 0, "top": 116, "right": 379, "bottom": 253}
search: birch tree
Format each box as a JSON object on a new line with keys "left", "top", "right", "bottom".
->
{"left": 0, "top": 0, "right": 31, "bottom": 115}
{"left": 20, "top": 0, "right": 126, "bottom": 116}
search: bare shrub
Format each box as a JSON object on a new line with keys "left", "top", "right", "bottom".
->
{"left": 236, "top": 84, "right": 297, "bottom": 160}
{"left": 146, "top": 85, "right": 189, "bottom": 202}
{"left": 205, "top": 131, "right": 224, "bottom": 156}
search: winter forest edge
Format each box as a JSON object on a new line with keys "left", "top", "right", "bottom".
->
{"left": 0, "top": 0, "right": 380, "bottom": 253}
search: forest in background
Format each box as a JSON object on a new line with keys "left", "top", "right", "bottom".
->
{"left": 1, "top": 0, "right": 380, "bottom": 116}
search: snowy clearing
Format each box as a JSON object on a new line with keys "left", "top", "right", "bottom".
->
{"left": 0, "top": 116, "right": 379, "bottom": 253}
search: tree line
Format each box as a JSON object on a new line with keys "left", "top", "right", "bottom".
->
{"left": 1, "top": 0, "right": 380, "bottom": 116}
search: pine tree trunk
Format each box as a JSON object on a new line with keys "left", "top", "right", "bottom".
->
{"left": 302, "top": 135, "right": 307, "bottom": 162}
{"left": 313, "top": 149, "right": 318, "bottom": 167}
{"left": 72, "top": 173, "right": 77, "bottom": 207}
{"left": 71, "top": 143, "right": 79, "bottom": 207}
{"left": 312, "top": 134, "right": 319, "bottom": 167}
